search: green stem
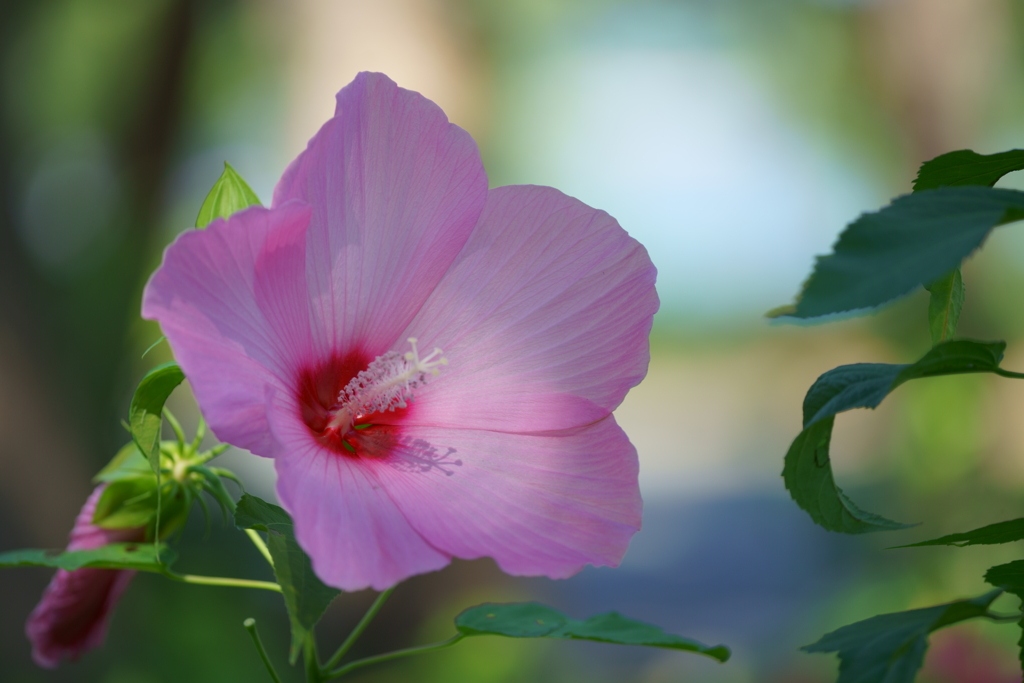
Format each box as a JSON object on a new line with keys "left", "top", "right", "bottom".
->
{"left": 322, "top": 588, "right": 395, "bottom": 672}
{"left": 246, "top": 529, "right": 275, "bottom": 567}
{"left": 170, "top": 573, "right": 282, "bottom": 592}
{"left": 244, "top": 618, "right": 284, "bottom": 683}
{"left": 995, "top": 368, "right": 1024, "bottom": 380}
{"left": 324, "top": 635, "right": 465, "bottom": 680}
{"left": 305, "top": 632, "right": 322, "bottom": 683}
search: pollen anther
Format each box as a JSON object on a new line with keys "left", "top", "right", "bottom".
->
{"left": 326, "top": 338, "right": 446, "bottom": 433}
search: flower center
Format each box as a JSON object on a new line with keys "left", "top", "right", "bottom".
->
{"left": 325, "top": 337, "right": 447, "bottom": 435}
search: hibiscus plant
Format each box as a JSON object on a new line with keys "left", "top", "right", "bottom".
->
{"left": 0, "top": 73, "right": 729, "bottom": 681}
{"left": 772, "top": 148, "right": 1024, "bottom": 682}
{"left": 5, "top": 72, "right": 1020, "bottom": 683}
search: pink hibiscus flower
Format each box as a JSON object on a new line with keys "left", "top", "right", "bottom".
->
{"left": 26, "top": 485, "right": 144, "bottom": 668}
{"left": 143, "top": 72, "right": 658, "bottom": 591}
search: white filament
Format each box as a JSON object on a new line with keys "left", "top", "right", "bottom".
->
{"left": 326, "top": 338, "right": 446, "bottom": 432}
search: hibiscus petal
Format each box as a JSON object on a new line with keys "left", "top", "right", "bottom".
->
{"left": 392, "top": 185, "right": 658, "bottom": 432}
{"left": 273, "top": 71, "right": 488, "bottom": 358}
{"left": 268, "top": 389, "right": 450, "bottom": 591}
{"left": 370, "top": 415, "right": 641, "bottom": 578}
{"left": 142, "top": 202, "right": 313, "bottom": 456}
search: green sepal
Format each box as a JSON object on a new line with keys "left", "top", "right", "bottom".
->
{"left": 196, "top": 162, "right": 262, "bottom": 228}
{"left": 785, "top": 339, "right": 1006, "bottom": 534}
{"left": 924, "top": 268, "right": 965, "bottom": 346}
{"left": 190, "top": 464, "right": 237, "bottom": 520}
{"left": 894, "top": 518, "right": 1024, "bottom": 548}
{"left": 94, "top": 441, "right": 153, "bottom": 483}
{"left": 455, "top": 603, "right": 730, "bottom": 662}
{"left": 92, "top": 477, "right": 192, "bottom": 538}
{"left": 234, "top": 494, "right": 340, "bottom": 663}
{"left": 913, "top": 148, "right": 1024, "bottom": 192}
{"left": 205, "top": 465, "right": 244, "bottom": 491}
{"left": 129, "top": 362, "right": 185, "bottom": 474}
{"left": 0, "top": 543, "right": 176, "bottom": 572}
{"left": 803, "top": 589, "right": 1003, "bottom": 683}
{"left": 93, "top": 475, "right": 161, "bottom": 529}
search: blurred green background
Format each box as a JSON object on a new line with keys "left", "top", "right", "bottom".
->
{"left": 5, "top": 0, "right": 1024, "bottom": 681}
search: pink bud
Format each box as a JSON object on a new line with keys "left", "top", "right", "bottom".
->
{"left": 26, "top": 484, "right": 145, "bottom": 668}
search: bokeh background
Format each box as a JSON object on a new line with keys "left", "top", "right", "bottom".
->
{"left": 4, "top": 0, "right": 1024, "bottom": 681}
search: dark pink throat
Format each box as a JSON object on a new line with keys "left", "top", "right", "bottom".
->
{"left": 295, "top": 350, "right": 404, "bottom": 457}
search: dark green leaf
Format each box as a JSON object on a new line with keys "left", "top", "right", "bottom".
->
{"left": 986, "top": 561, "right": 1024, "bottom": 594}
{"left": 235, "top": 494, "right": 339, "bottom": 663}
{"left": 772, "top": 186, "right": 1024, "bottom": 319}
{"left": 195, "top": 162, "right": 262, "bottom": 228}
{"left": 234, "top": 493, "right": 292, "bottom": 530}
{"left": 895, "top": 518, "right": 1024, "bottom": 548}
{"left": 787, "top": 340, "right": 1005, "bottom": 534}
{"left": 924, "top": 269, "right": 965, "bottom": 345}
{"left": 803, "top": 340, "right": 1004, "bottom": 427}
{"left": 94, "top": 441, "right": 153, "bottom": 483}
{"left": 783, "top": 418, "right": 911, "bottom": 534}
{"left": 802, "top": 364, "right": 903, "bottom": 427}
{"left": 129, "top": 362, "right": 185, "bottom": 474}
{"left": 803, "top": 589, "right": 1002, "bottom": 683}
{"left": 985, "top": 562, "right": 1024, "bottom": 672}
{"left": 913, "top": 149, "right": 1024, "bottom": 192}
{"left": 0, "top": 543, "right": 175, "bottom": 572}
{"left": 455, "top": 603, "right": 730, "bottom": 662}
{"left": 456, "top": 603, "right": 566, "bottom": 637}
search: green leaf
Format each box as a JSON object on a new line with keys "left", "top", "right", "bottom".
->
{"left": 913, "top": 149, "right": 1024, "bottom": 192}
{"left": 94, "top": 441, "right": 153, "bottom": 483}
{"left": 772, "top": 186, "right": 1024, "bottom": 318}
{"left": 803, "top": 339, "right": 1005, "bottom": 427}
{"left": 984, "top": 561, "right": 1024, "bottom": 671}
{"left": 924, "top": 268, "right": 965, "bottom": 345}
{"left": 456, "top": 603, "right": 566, "bottom": 637}
{"left": 0, "top": 543, "right": 175, "bottom": 572}
{"left": 455, "top": 603, "right": 730, "bottom": 663}
{"left": 986, "top": 561, "right": 1024, "bottom": 594}
{"left": 803, "top": 589, "right": 1003, "bottom": 683}
{"left": 129, "top": 362, "right": 185, "bottom": 474}
{"left": 195, "top": 162, "right": 262, "bottom": 228}
{"left": 894, "top": 518, "right": 1024, "bottom": 548}
{"left": 783, "top": 418, "right": 911, "bottom": 534}
{"left": 235, "top": 494, "right": 339, "bottom": 663}
{"left": 786, "top": 339, "right": 1006, "bottom": 534}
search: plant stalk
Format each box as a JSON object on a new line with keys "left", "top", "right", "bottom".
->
{"left": 322, "top": 587, "right": 395, "bottom": 672}
{"left": 244, "top": 618, "right": 284, "bottom": 683}
{"left": 324, "top": 635, "right": 465, "bottom": 680}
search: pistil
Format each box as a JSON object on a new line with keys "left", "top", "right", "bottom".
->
{"left": 325, "top": 338, "right": 446, "bottom": 434}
